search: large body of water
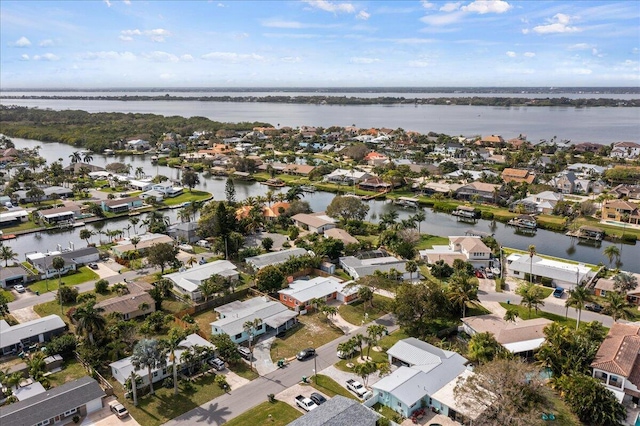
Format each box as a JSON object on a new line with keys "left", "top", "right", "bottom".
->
{"left": 1, "top": 97, "right": 639, "bottom": 144}
{"left": 5, "top": 137, "right": 640, "bottom": 272}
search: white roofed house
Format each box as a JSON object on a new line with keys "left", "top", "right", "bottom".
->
{"left": 278, "top": 276, "right": 359, "bottom": 312}
{"left": 339, "top": 250, "right": 412, "bottom": 281}
{"left": 211, "top": 297, "right": 298, "bottom": 343}
{"left": 506, "top": 253, "right": 594, "bottom": 289}
{"left": 419, "top": 236, "right": 492, "bottom": 268}
{"left": 245, "top": 247, "right": 309, "bottom": 271}
{"left": 163, "top": 259, "right": 239, "bottom": 301}
{"left": 291, "top": 212, "right": 337, "bottom": 234}
{"left": 323, "top": 168, "right": 372, "bottom": 185}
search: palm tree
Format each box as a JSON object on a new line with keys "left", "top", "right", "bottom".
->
{"left": 135, "top": 167, "right": 145, "bottom": 179}
{"left": 603, "top": 245, "right": 621, "bottom": 267}
{"left": 337, "top": 339, "right": 357, "bottom": 363}
{"left": 79, "top": 229, "right": 94, "bottom": 246}
{"left": 411, "top": 211, "right": 426, "bottom": 234}
{"left": 352, "top": 333, "right": 365, "bottom": 361}
{"left": 380, "top": 210, "right": 399, "bottom": 229}
{"left": 243, "top": 318, "right": 262, "bottom": 371}
{"left": 69, "top": 151, "right": 82, "bottom": 164}
{"left": 162, "top": 328, "right": 187, "bottom": 395}
{"left": 129, "top": 217, "right": 140, "bottom": 234}
{"left": 613, "top": 272, "right": 638, "bottom": 293}
{"left": 82, "top": 152, "right": 94, "bottom": 163}
{"left": 128, "top": 371, "right": 140, "bottom": 406}
{"left": 320, "top": 304, "right": 338, "bottom": 323}
{"left": 366, "top": 324, "right": 387, "bottom": 357}
{"left": 6, "top": 371, "right": 23, "bottom": 391}
{"left": 72, "top": 301, "right": 106, "bottom": 344}
{"left": 27, "top": 352, "right": 47, "bottom": 381}
{"left": 0, "top": 246, "right": 17, "bottom": 267}
{"left": 528, "top": 244, "right": 536, "bottom": 284}
{"left": 405, "top": 260, "right": 418, "bottom": 283}
{"left": 448, "top": 273, "right": 478, "bottom": 318}
{"left": 565, "top": 286, "right": 591, "bottom": 330}
{"left": 286, "top": 185, "right": 305, "bottom": 202}
{"left": 52, "top": 256, "right": 65, "bottom": 286}
{"left": 517, "top": 283, "right": 545, "bottom": 318}
{"left": 130, "top": 236, "right": 141, "bottom": 251}
{"left": 131, "top": 339, "right": 166, "bottom": 396}
{"left": 503, "top": 308, "right": 520, "bottom": 323}
{"left": 604, "top": 292, "right": 631, "bottom": 322}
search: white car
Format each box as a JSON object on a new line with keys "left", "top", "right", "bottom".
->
{"left": 13, "top": 284, "right": 25, "bottom": 293}
{"left": 111, "top": 403, "right": 129, "bottom": 419}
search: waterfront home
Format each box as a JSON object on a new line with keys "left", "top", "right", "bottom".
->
{"left": 140, "top": 189, "right": 165, "bottom": 202}
{"left": 0, "top": 265, "right": 29, "bottom": 289}
{"left": 462, "top": 314, "right": 553, "bottom": 357}
{"left": 127, "top": 179, "right": 153, "bottom": 191}
{"left": 358, "top": 177, "right": 392, "bottom": 192}
{"left": 110, "top": 334, "right": 216, "bottom": 386}
{"left": 455, "top": 182, "right": 502, "bottom": 204}
{"left": 245, "top": 247, "right": 310, "bottom": 271}
{"left": 100, "top": 196, "right": 143, "bottom": 213}
{"left": 290, "top": 395, "right": 379, "bottom": 426}
{"left": 594, "top": 274, "right": 640, "bottom": 305}
{"left": 168, "top": 222, "right": 200, "bottom": 244}
{"left": 419, "top": 236, "right": 492, "bottom": 268}
{"left": 368, "top": 338, "right": 469, "bottom": 420}
{"left": 236, "top": 202, "right": 290, "bottom": 222}
{"left": 95, "top": 291, "right": 155, "bottom": 320}
{"left": 573, "top": 142, "right": 602, "bottom": 153}
{"left": 0, "top": 209, "right": 29, "bottom": 227}
{"left": 211, "top": 297, "right": 298, "bottom": 344}
{"left": 36, "top": 203, "right": 82, "bottom": 224}
{"left": 152, "top": 182, "right": 183, "bottom": 197}
{"left": 27, "top": 247, "right": 100, "bottom": 278}
{"left": 546, "top": 171, "right": 577, "bottom": 194}
{"left": 566, "top": 163, "right": 607, "bottom": 177}
{"left": 602, "top": 200, "right": 640, "bottom": 224}
{"left": 284, "top": 163, "right": 315, "bottom": 176}
{"left": 610, "top": 184, "right": 640, "bottom": 199}
{"left": 591, "top": 323, "right": 640, "bottom": 408}
{"left": 339, "top": 250, "right": 410, "bottom": 281}
{"left": 501, "top": 168, "right": 536, "bottom": 184}
{"left": 111, "top": 233, "right": 174, "bottom": 257}
{"left": 479, "top": 135, "right": 505, "bottom": 145}
{"left": 412, "top": 180, "right": 462, "bottom": 195}
{"left": 63, "top": 162, "right": 106, "bottom": 175}
{"left": 163, "top": 260, "right": 238, "bottom": 301}
{"left": 0, "top": 376, "right": 106, "bottom": 426}
{"left": 278, "top": 276, "right": 358, "bottom": 312}
{"left": 505, "top": 253, "right": 594, "bottom": 289}
{"left": 446, "top": 169, "right": 497, "bottom": 181}
{"left": 0, "top": 315, "right": 66, "bottom": 355}
{"left": 610, "top": 142, "right": 640, "bottom": 159}
{"left": 323, "top": 169, "right": 372, "bottom": 185}
{"left": 13, "top": 185, "right": 74, "bottom": 204}
{"left": 291, "top": 212, "right": 337, "bottom": 234}
{"left": 510, "top": 190, "right": 563, "bottom": 214}
{"left": 126, "top": 138, "right": 151, "bottom": 151}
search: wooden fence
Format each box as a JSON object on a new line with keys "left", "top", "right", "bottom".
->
{"left": 73, "top": 351, "right": 114, "bottom": 396}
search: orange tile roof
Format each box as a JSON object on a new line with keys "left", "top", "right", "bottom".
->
{"left": 591, "top": 323, "right": 640, "bottom": 379}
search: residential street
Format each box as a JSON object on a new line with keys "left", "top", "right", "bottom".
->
{"left": 163, "top": 314, "right": 398, "bottom": 426}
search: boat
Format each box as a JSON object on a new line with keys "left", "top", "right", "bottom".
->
{"left": 103, "top": 149, "right": 115, "bottom": 156}
{"left": 508, "top": 214, "right": 537, "bottom": 232}
{"left": 393, "top": 197, "right": 420, "bottom": 208}
{"left": 452, "top": 206, "right": 479, "bottom": 221}
{"left": 300, "top": 185, "right": 316, "bottom": 193}
{"left": 491, "top": 267, "right": 501, "bottom": 276}
{"left": 150, "top": 155, "right": 159, "bottom": 164}
{"left": 262, "top": 178, "right": 286, "bottom": 187}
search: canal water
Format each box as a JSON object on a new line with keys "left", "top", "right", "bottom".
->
{"left": 5, "top": 137, "right": 640, "bottom": 272}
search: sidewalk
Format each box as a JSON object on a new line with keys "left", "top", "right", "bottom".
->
{"left": 327, "top": 302, "right": 360, "bottom": 335}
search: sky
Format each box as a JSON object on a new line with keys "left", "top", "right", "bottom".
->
{"left": 1, "top": 0, "right": 639, "bottom": 88}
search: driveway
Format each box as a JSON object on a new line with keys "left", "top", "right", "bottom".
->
{"left": 252, "top": 335, "right": 278, "bottom": 376}
{"left": 275, "top": 383, "right": 328, "bottom": 413}
{"left": 11, "top": 306, "right": 40, "bottom": 323}
{"left": 79, "top": 397, "right": 141, "bottom": 426}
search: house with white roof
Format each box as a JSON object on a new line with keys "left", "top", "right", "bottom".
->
{"left": 506, "top": 253, "right": 594, "bottom": 289}
{"left": 323, "top": 169, "right": 372, "bottom": 185}
{"left": 111, "top": 233, "right": 174, "bottom": 257}
{"left": 127, "top": 179, "right": 153, "bottom": 192}
{"left": 339, "top": 250, "right": 411, "bottom": 281}
{"left": 163, "top": 260, "right": 238, "bottom": 301}
{"left": 126, "top": 139, "right": 151, "bottom": 151}
{"left": 291, "top": 212, "right": 337, "bottom": 234}
{"left": 245, "top": 247, "right": 309, "bottom": 271}
{"left": 110, "top": 334, "right": 215, "bottom": 386}
{"left": 0, "top": 315, "right": 67, "bottom": 355}
{"left": 210, "top": 297, "right": 298, "bottom": 343}
{"left": 278, "top": 276, "right": 359, "bottom": 312}
{"left": 510, "top": 191, "right": 563, "bottom": 214}
{"left": 152, "top": 182, "right": 184, "bottom": 197}
{"left": 368, "top": 337, "right": 471, "bottom": 420}
{"left": 419, "top": 236, "right": 492, "bottom": 268}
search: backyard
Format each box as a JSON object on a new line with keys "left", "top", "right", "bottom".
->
{"left": 223, "top": 400, "right": 302, "bottom": 426}
{"left": 338, "top": 294, "right": 393, "bottom": 326}
{"left": 46, "top": 358, "right": 87, "bottom": 388}
{"left": 270, "top": 312, "right": 344, "bottom": 360}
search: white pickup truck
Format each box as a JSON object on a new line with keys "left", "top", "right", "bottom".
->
{"left": 346, "top": 379, "right": 368, "bottom": 398}
{"left": 295, "top": 395, "right": 318, "bottom": 412}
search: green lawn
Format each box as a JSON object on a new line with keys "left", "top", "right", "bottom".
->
{"left": 372, "top": 402, "right": 401, "bottom": 423}
{"left": 46, "top": 358, "right": 88, "bottom": 388}
{"left": 575, "top": 216, "right": 640, "bottom": 240}
{"left": 110, "top": 374, "right": 227, "bottom": 426}
{"left": 223, "top": 401, "right": 302, "bottom": 426}
{"left": 335, "top": 329, "right": 410, "bottom": 372}
{"left": 33, "top": 290, "right": 115, "bottom": 324}
{"left": 160, "top": 190, "right": 212, "bottom": 206}
{"left": 338, "top": 294, "right": 393, "bottom": 326}
{"left": 270, "top": 312, "right": 344, "bottom": 360}
{"left": 537, "top": 286, "right": 554, "bottom": 299}
{"left": 309, "top": 374, "right": 357, "bottom": 400}
{"left": 28, "top": 267, "right": 99, "bottom": 294}
{"left": 544, "top": 388, "right": 582, "bottom": 426}
{"left": 1, "top": 220, "right": 42, "bottom": 233}
{"left": 499, "top": 302, "right": 594, "bottom": 330}
{"left": 465, "top": 301, "right": 491, "bottom": 317}
{"left": 415, "top": 234, "right": 449, "bottom": 250}
{"left": 228, "top": 362, "right": 259, "bottom": 381}
{"left": 1, "top": 289, "right": 15, "bottom": 302}
{"left": 192, "top": 309, "right": 218, "bottom": 339}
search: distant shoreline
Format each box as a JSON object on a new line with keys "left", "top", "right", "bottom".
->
{"left": 2, "top": 94, "right": 638, "bottom": 107}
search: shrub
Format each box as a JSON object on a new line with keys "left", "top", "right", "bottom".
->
{"left": 163, "top": 377, "right": 174, "bottom": 389}
{"left": 267, "top": 393, "right": 276, "bottom": 403}
{"left": 58, "top": 286, "right": 78, "bottom": 304}
{"left": 215, "top": 374, "right": 229, "bottom": 390}
{"left": 541, "top": 277, "right": 553, "bottom": 287}
{"left": 282, "top": 241, "right": 291, "bottom": 248}
{"left": 94, "top": 279, "right": 109, "bottom": 294}
{"left": 46, "top": 334, "right": 77, "bottom": 357}
{"left": 377, "top": 418, "right": 391, "bottom": 426}
{"left": 481, "top": 211, "right": 494, "bottom": 220}
{"left": 622, "top": 233, "right": 637, "bottom": 243}
{"left": 73, "top": 415, "right": 80, "bottom": 423}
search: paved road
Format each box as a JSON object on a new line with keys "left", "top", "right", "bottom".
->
{"left": 164, "top": 314, "right": 398, "bottom": 426}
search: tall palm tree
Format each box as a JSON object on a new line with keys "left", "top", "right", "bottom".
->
{"left": 135, "top": 167, "right": 145, "bottom": 179}
{"left": 528, "top": 244, "right": 536, "bottom": 284}
{"left": 27, "top": 352, "right": 47, "bottom": 381}
{"left": 503, "top": 308, "right": 520, "bottom": 323}
{"left": 72, "top": 301, "right": 106, "bottom": 345}
{"left": 565, "top": 286, "right": 591, "bottom": 330}
{"left": 52, "top": 256, "right": 65, "bottom": 286}
{"left": 69, "top": 151, "right": 82, "bottom": 164}
{"left": 0, "top": 246, "right": 18, "bottom": 267}
{"left": 448, "top": 273, "right": 478, "bottom": 318}
{"left": 162, "top": 328, "right": 187, "bottom": 395}
{"left": 286, "top": 185, "right": 305, "bottom": 202}
{"left": 517, "top": 283, "right": 545, "bottom": 318}
{"left": 337, "top": 339, "right": 356, "bottom": 363}
{"left": 405, "top": 260, "right": 418, "bottom": 283}
{"left": 603, "top": 245, "right": 621, "bottom": 268}
{"left": 604, "top": 292, "right": 632, "bottom": 322}
{"left": 82, "top": 152, "right": 94, "bottom": 163}
{"left": 131, "top": 339, "right": 166, "bottom": 396}
{"left": 243, "top": 318, "right": 263, "bottom": 371}
{"left": 129, "top": 217, "right": 140, "bottom": 234}
{"left": 411, "top": 211, "right": 426, "bottom": 234}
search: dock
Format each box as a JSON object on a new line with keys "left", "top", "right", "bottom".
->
{"left": 566, "top": 225, "right": 605, "bottom": 242}
{"left": 452, "top": 206, "right": 479, "bottom": 222}
{"left": 507, "top": 214, "right": 537, "bottom": 233}
{"left": 393, "top": 196, "right": 419, "bottom": 207}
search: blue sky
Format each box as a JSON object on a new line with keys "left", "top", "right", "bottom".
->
{"left": 1, "top": 0, "right": 638, "bottom": 88}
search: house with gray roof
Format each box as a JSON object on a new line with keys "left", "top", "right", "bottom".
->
{"left": 245, "top": 247, "right": 309, "bottom": 271}
{"left": 339, "top": 250, "right": 410, "bottom": 281}
{"left": 163, "top": 259, "right": 238, "bottom": 301}
{"left": 369, "top": 337, "right": 468, "bottom": 419}
{"left": 27, "top": 247, "right": 100, "bottom": 278}
{"left": 211, "top": 296, "right": 298, "bottom": 344}
{"left": 0, "top": 315, "right": 67, "bottom": 356}
{"left": 288, "top": 395, "right": 378, "bottom": 426}
{"left": 0, "top": 265, "right": 28, "bottom": 289}
{"left": 0, "top": 376, "right": 105, "bottom": 426}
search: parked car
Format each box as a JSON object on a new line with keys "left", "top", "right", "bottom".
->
{"left": 474, "top": 270, "right": 484, "bottom": 278}
{"left": 552, "top": 287, "right": 564, "bottom": 298}
{"left": 297, "top": 348, "right": 316, "bottom": 361}
{"left": 111, "top": 403, "right": 129, "bottom": 419}
{"left": 585, "top": 303, "right": 603, "bottom": 313}
{"left": 309, "top": 392, "right": 327, "bottom": 406}
{"left": 237, "top": 346, "right": 251, "bottom": 360}
{"left": 13, "top": 284, "right": 25, "bottom": 293}
{"left": 207, "top": 357, "right": 226, "bottom": 371}
{"left": 295, "top": 395, "right": 318, "bottom": 412}
{"left": 346, "top": 379, "right": 368, "bottom": 398}
{"left": 337, "top": 348, "right": 354, "bottom": 359}
{"left": 88, "top": 262, "right": 99, "bottom": 270}
{"left": 485, "top": 271, "right": 494, "bottom": 279}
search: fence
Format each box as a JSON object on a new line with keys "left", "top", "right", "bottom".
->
{"left": 73, "top": 351, "right": 114, "bottom": 396}
{"left": 174, "top": 287, "right": 253, "bottom": 319}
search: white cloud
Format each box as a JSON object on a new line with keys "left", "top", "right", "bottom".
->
{"left": 201, "top": 52, "right": 265, "bottom": 62}
{"left": 123, "top": 0, "right": 131, "bottom": 5}
{"left": 523, "top": 52, "right": 536, "bottom": 58}
{"left": 33, "top": 53, "right": 59, "bottom": 61}
{"left": 303, "top": 0, "right": 355, "bottom": 14}
{"left": 532, "top": 13, "right": 580, "bottom": 34}
{"left": 81, "top": 51, "right": 136, "bottom": 61}
{"left": 521, "top": 28, "right": 529, "bottom": 34}
{"left": 571, "top": 68, "right": 592, "bottom": 75}
{"left": 39, "top": 39, "right": 54, "bottom": 47}
{"left": 568, "top": 43, "right": 591, "bottom": 50}
{"left": 217, "top": 3, "right": 226, "bottom": 7}
{"left": 20, "top": 54, "right": 29, "bottom": 61}
{"left": 142, "top": 51, "right": 179, "bottom": 62}
{"left": 421, "top": 11, "right": 464, "bottom": 26}
{"left": 350, "top": 57, "right": 380, "bottom": 64}
{"left": 506, "top": 51, "right": 516, "bottom": 57}
{"left": 356, "top": 10, "right": 370, "bottom": 20}
{"left": 14, "top": 36, "right": 31, "bottom": 47}
{"left": 407, "top": 60, "right": 430, "bottom": 67}
{"left": 421, "top": 1, "right": 436, "bottom": 9}
{"left": 439, "top": 2, "right": 461, "bottom": 12}
{"left": 280, "top": 56, "right": 301, "bottom": 63}
{"left": 261, "top": 19, "right": 339, "bottom": 29}
{"left": 120, "top": 28, "right": 171, "bottom": 42}
{"left": 233, "top": 32, "right": 250, "bottom": 40}
{"left": 104, "top": 0, "right": 111, "bottom": 7}
{"left": 592, "top": 48, "right": 603, "bottom": 57}
{"left": 461, "top": 0, "right": 512, "bottom": 14}
{"left": 181, "top": 54, "right": 194, "bottom": 62}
